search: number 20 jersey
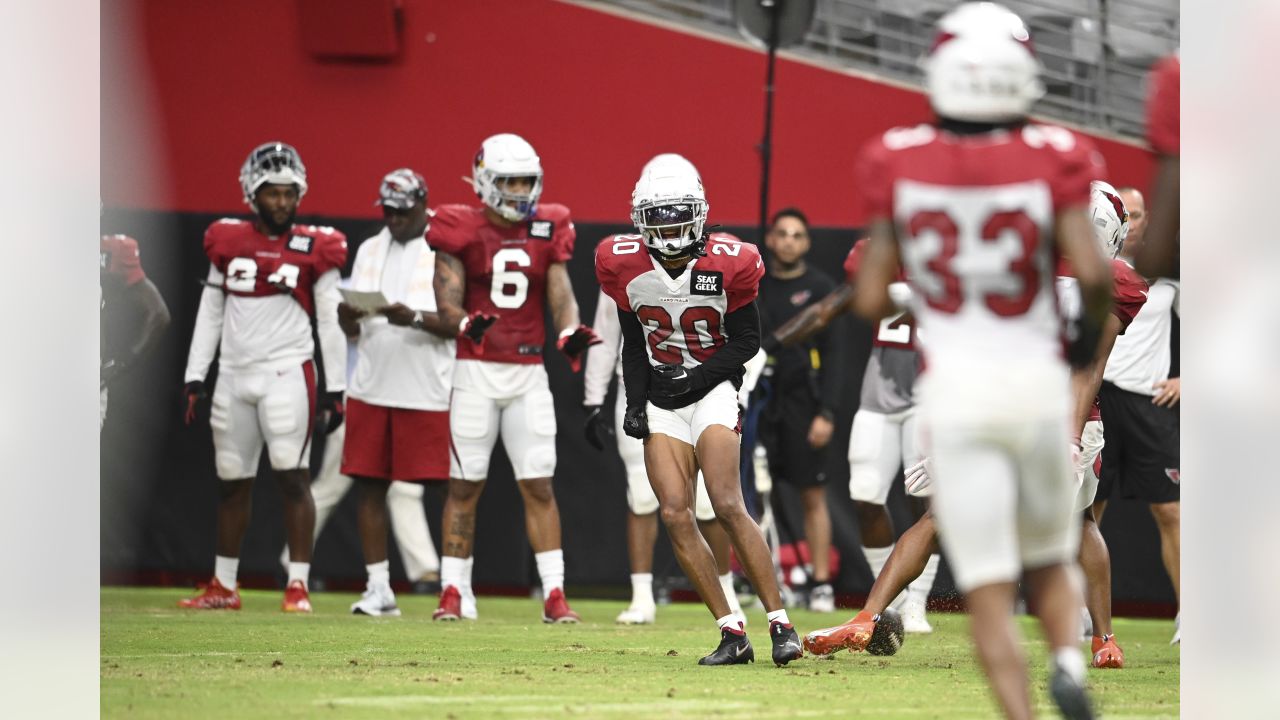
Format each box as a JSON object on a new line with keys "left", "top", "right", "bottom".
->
{"left": 595, "top": 232, "right": 764, "bottom": 371}
{"left": 855, "top": 123, "right": 1106, "bottom": 374}
{"left": 427, "top": 203, "right": 575, "bottom": 364}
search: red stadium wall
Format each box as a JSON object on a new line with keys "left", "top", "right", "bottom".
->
{"left": 103, "top": 0, "right": 1155, "bottom": 226}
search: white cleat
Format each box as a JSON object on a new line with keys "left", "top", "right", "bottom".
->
{"left": 615, "top": 604, "right": 656, "bottom": 625}
{"left": 1170, "top": 612, "right": 1180, "bottom": 645}
{"left": 351, "top": 584, "right": 402, "bottom": 617}
{"left": 902, "top": 596, "right": 933, "bottom": 634}
{"left": 809, "top": 584, "right": 836, "bottom": 613}
{"left": 461, "top": 590, "right": 478, "bottom": 620}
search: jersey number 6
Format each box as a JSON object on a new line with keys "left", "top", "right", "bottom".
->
{"left": 490, "top": 248, "right": 531, "bottom": 309}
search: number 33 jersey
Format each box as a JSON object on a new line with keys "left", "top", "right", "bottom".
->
{"left": 428, "top": 203, "right": 575, "bottom": 365}
{"left": 595, "top": 232, "right": 764, "bottom": 370}
{"left": 856, "top": 122, "right": 1106, "bottom": 373}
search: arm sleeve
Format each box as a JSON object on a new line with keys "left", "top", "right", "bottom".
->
{"left": 184, "top": 264, "right": 226, "bottom": 383}
{"left": 583, "top": 290, "right": 620, "bottom": 406}
{"left": 694, "top": 302, "right": 762, "bottom": 389}
{"left": 618, "top": 308, "right": 650, "bottom": 410}
{"left": 313, "top": 269, "right": 346, "bottom": 393}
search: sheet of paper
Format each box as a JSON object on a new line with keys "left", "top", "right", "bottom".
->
{"left": 339, "top": 289, "right": 389, "bottom": 314}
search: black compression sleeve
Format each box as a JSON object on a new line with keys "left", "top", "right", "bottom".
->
{"left": 618, "top": 308, "right": 650, "bottom": 409}
{"left": 694, "top": 301, "right": 761, "bottom": 389}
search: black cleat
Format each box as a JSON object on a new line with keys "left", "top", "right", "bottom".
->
{"left": 698, "top": 627, "right": 754, "bottom": 666}
{"left": 770, "top": 621, "right": 804, "bottom": 666}
{"left": 1049, "top": 660, "right": 1097, "bottom": 720}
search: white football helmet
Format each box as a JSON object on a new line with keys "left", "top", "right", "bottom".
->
{"left": 240, "top": 142, "right": 308, "bottom": 209}
{"left": 1089, "top": 180, "right": 1129, "bottom": 259}
{"left": 631, "top": 154, "right": 708, "bottom": 258}
{"left": 471, "top": 133, "right": 543, "bottom": 222}
{"left": 922, "top": 3, "right": 1045, "bottom": 123}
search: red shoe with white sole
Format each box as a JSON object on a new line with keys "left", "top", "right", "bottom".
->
{"left": 178, "top": 577, "right": 241, "bottom": 610}
{"left": 542, "top": 588, "right": 580, "bottom": 624}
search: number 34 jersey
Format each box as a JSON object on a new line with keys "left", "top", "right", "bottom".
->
{"left": 186, "top": 219, "right": 347, "bottom": 378}
{"left": 856, "top": 122, "right": 1107, "bottom": 374}
{"left": 595, "top": 232, "right": 764, "bottom": 370}
{"left": 428, "top": 203, "right": 575, "bottom": 365}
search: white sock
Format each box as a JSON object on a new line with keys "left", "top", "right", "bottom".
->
{"left": 907, "top": 554, "right": 941, "bottom": 605}
{"left": 1052, "top": 647, "right": 1087, "bottom": 684}
{"left": 214, "top": 555, "right": 239, "bottom": 590}
{"left": 863, "top": 544, "right": 894, "bottom": 579}
{"left": 366, "top": 560, "right": 390, "bottom": 589}
{"left": 535, "top": 549, "right": 565, "bottom": 595}
{"left": 440, "top": 556, "right": 466, "bottom": 591}
{"left": 766, "top": 608, "right": 791, "bottom": 626}
{"left": 287, "top": 562, "right": 310, "bottom": 588}
{"left": 716, "top": 614, "right": 744, "bottom": 632}
{"left": 630, "top": 573, "right": 654, "bottom": 607}
{"left": 719, "top": 573, "right": 742, "bottom": 613}
{"left": 462, "top": 556, "right": 475, "bottom": 598}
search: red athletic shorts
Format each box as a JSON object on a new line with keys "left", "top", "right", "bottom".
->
{"left": 341, "top": 397, "right": 450, "bottom": 481}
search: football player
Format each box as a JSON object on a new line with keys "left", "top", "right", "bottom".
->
{"left": 760, "top": 236, "right": 940, "bottom": 631}
{"left": 100, "top": 232, "right": 171, "bottom": 429}
{"left": 1134, "top": 55, "right": 1179, "bottom": 279}
{"left": 428, "top": 134, "right": 599, "bottom": 623}
{"left": 843, "top": 5, "right": 1112, "bottom": 718}
{"left": 179, "top": 142, "right": 348, "bottom": 613}
{"left": 804, "top": 182, "right": 1148, "bottom": 677}
{"left": 583, "top": 285, "right": 745, "bottom": 626}
{"left": 596, "top": 153, "right": 802, "bottom": 667}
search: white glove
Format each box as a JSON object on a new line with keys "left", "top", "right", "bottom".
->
{"left": 904, "top": 456, "right": 934, "bottom": 496}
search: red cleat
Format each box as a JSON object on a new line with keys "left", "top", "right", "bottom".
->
{"left": 803, "top": 609, "right": 876, "bottom": 656}
{"left": 178, "top": 577, "right": 241, "bottom": 610}
{"left": 542, "top": 588, "right": 580, "bottom": 624}
{"left": 433, "top": 585, "right": 463, "bottom": 622}
{"left": 1092, "top": 634, "right": 1125, "bottom": 669}
{"left": 281, "top": 580, "right": 312, "bottom": 613}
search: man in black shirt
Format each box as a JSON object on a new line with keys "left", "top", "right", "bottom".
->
{"left": 757, "top": 208, "right": 846, "bottom": 612}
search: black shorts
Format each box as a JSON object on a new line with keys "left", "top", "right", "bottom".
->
{"left": 1096, "top": 381, "right": 1180, "bottom": 504}
{"left": 758, "top": 387, "right": 829, "bottom": 488}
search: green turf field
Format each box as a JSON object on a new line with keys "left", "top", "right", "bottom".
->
{"left": 101, "top": 587, "right": 1178, "bottom": 719}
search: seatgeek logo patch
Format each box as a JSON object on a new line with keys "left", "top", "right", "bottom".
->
{"left": 287, "top": 235, "right": 314, "bottom": 254}
{"left": 691, "top": 270, "right": 723, "bottom": 296}
{"left": 528, "top": 220, "right": 553, "bottom": 239}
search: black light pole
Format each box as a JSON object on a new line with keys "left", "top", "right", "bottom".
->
{"left": 757, "top": 0, "right": 781, "bottom": 244}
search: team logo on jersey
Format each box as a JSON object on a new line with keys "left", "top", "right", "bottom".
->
{"left": 1165, "top": 468, "right": 1180, "bottom": 485}
{"left": 287, "top": 235, "right": 314, "bottom": 254}
{"left": 691, "top": 270, "right": 723, "bottom": 296}
{"left": 790, "top": 289, "right": 812, "bottom": 306}
{"left": 528, "top": 220, "right": 553, "bottom": 239}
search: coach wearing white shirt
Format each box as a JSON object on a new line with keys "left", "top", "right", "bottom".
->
{"left": 340, "top": 169, "right": 460, "bottom": 616}
{"left": 1095, "top": 187, "right": 1181, "bottom": 643}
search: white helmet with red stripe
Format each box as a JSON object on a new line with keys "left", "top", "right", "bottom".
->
{"left": 631, "top": 153, "right": 709, "bottom": 258}
{"left": 1090, "top": 180, "right": 1129, "bottom": 259}
{"left": 922, "top": 3, "right": 1044, "bottom": 122}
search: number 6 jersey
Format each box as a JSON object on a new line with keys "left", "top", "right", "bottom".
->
{"left": 184, "top": 218, "right": 348, "bottom": 387}
{"left": 427, "top": 203, "right": 575, "bottom": 364}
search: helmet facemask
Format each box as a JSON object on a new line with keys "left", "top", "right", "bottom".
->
{"left": 240, "top": 142, "right": 308, "bottom": 212}
{"left": 480, "top": 173, "right": 543, "bottom": 223}
{"left": 633, "top": 198, "right": 707, "bottom": 259}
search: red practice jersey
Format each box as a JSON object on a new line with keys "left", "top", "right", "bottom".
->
{"left": 1146, "top": 55, "right": 1180, "bottom": 156}
{"left": 428, "top": 203, "right": 575, "bottom": 364}
{"left": 204, "top": 219, "right": 347, "bottom": 316}
{"left": 595, "top": 232, "right": 763, "bottom": 370}
{"left": 855, "top": 122, "right": 1106, "bottom": 369}
{"left": 844, "top": 238, "right": 916, "bottom": 350}
{"left": 100, "top": 234, "right": 146, "bottom": 288}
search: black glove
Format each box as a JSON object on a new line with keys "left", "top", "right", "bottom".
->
{"left": 320, "top": 391, "right": 345, "bottom": 434}
{"left": 649, "top": 363, "right": 704, "bottom": 403}
{"left": 1065, "top": 313, "right": 1104, "bottom": 369}
{"left": 583, "top": 404, "right": 612, "bottom": 451}
{"left": 459, "top": 311, "right": 498, "bottom": 347}
{"left": 622, "top": 404, "right": 649, "bottom": 440}
{"left": 183, "top": 380, "right": 207, "bottom": 426}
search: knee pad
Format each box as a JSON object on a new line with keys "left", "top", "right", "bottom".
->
{"left": 263, "top": 391, "right": 301, "bottom": 437}
{"left": 520, "top": 443, "right": 557, "bottom": 480}
{"left": 627, "top": 472, "right": 660, "bottom": 516}
{"left": 693, "top": 475, "right": 716, "bottom": 523}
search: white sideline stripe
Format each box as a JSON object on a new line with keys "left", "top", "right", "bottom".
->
{"left": 318, "top": 696, "right": 759, "bottom": 711}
